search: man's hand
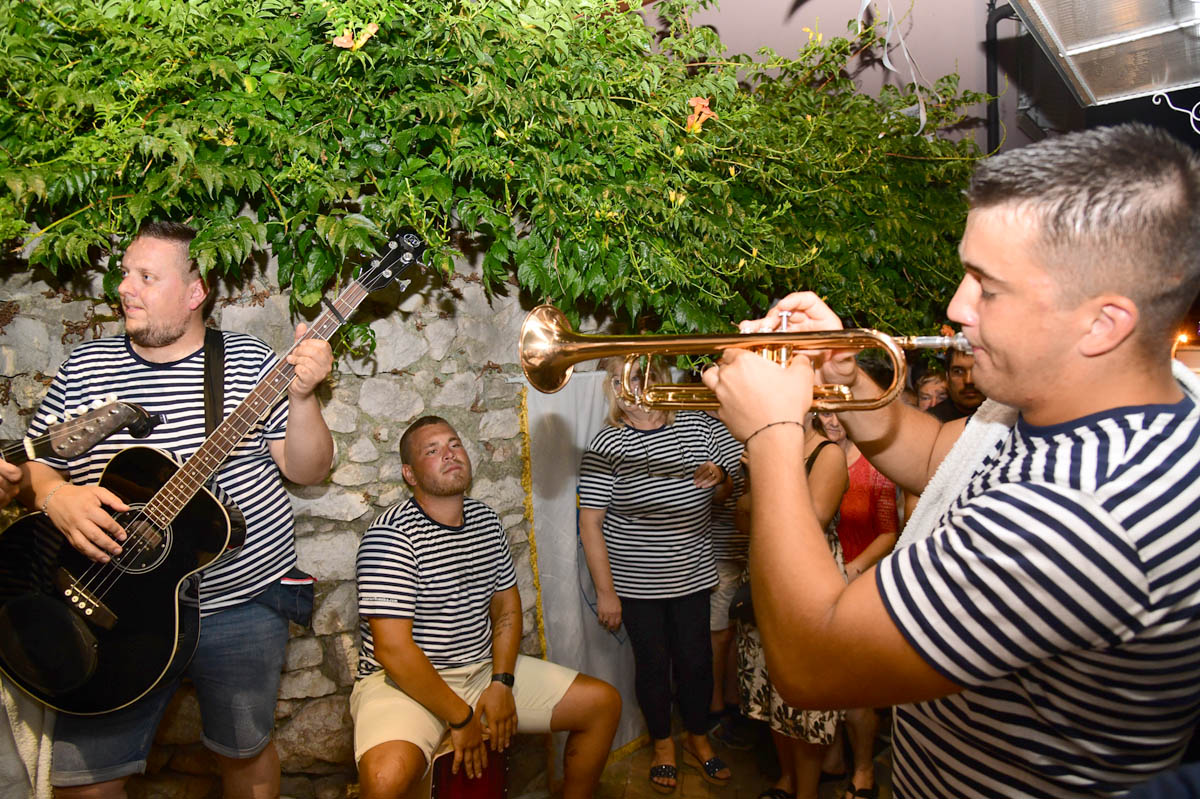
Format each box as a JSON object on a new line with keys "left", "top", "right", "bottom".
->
{"left": 477, "top": 681, "right": 518, "bottom": 752}
{"left": 737, "top": 291, "right": 857, "bottom": 387}
{"left": 0, "top": 460, "right": 20, "bottom": 508}
{"left": 702, "top": 349, "right": 815, "bottom": 443}
{"left": 286, "top": 323, "right": 333, "bottom": 400}
{"left": 596, "top": 589, "right": 622, "bottom": 632}
{"left": 43, "top": 483, "right": 131, "bottom": 563}
{"left": 449, "top": 710, "right": 488, "bottom": 779}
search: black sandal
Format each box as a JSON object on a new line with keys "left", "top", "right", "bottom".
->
{"left": 683, "top": 748, "right": 731, "bottom": 786}
{"left": 649, "top": 763, "right": 677, "bottom": 794}
{"left": 845, "top": 786, "right": 879, "bottom": 799}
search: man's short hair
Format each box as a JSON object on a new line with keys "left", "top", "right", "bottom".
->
{"left": 137, "top": 220, "right": 196, "bottom": 245}
{"left": 967, "top": 123, "right": 1200, "bottom": 353}
{"left": 400, "top": 415, "right": 453, "bottom": 465}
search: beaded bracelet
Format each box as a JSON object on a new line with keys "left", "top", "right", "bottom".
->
{"left": 744, "top": 420, "right": 805, "bottom": 447}
{"left": 40, "top": 482, "right": 69, "bottom": 514}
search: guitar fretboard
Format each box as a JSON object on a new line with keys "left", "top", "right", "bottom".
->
{"left": 140, "top": 281, "right": 370, "bottom": 527}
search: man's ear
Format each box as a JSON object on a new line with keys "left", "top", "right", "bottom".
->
{"left": 401, "top": 464, "right": 417, "bottom": 487}
{"left": 187, "top": 276, "right": 209, "bottom": 313}
{"left": 1079, "top": 294, "right": 1138, "bottom": 357}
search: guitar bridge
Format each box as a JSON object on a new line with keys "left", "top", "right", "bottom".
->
{"left": 53, "top": 568, "right": 117, "bottom": 630}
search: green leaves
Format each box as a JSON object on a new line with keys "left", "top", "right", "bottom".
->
{"left": 1, "top": 0, "right": 980, "bottom": 337}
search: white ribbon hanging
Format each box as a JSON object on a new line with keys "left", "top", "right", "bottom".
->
{"left": 856, "top": 0, "right": 933, "bottom": 134}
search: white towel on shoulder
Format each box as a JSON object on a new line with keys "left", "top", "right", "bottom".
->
{"left": 897, "top": 360, "right": 1200, "bottom": 550}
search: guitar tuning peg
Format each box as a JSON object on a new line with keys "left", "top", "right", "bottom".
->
{"left": 74, "top": 406, "right": 89, "bottom": 417}
{"left": 105, "top": 393, "right": 116, "bottom": 403}
{"left": 92, "top": 399, "right": 106, "bottom": 408}
{"left": 45, "top": 415, "right": 58, "bottom": 426}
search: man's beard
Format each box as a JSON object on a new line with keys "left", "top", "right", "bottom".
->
{"left": 126, "top": 317, "right": 190, "bottom": 349}
{"left": 423, "top": 468, "right": 471, "bottom": 497}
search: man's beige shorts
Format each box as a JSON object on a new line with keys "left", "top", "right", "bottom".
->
{"left": 350, "top": 654, "right": 579, "bottom": 765}
{"left": 710, "top": 558, "right": 746, "bottom": 631}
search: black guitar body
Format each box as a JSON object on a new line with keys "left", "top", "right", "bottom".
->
{"left": 0, "top": 445, "right": 246, "bottom": 715}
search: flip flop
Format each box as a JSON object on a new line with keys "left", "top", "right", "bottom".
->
{"left": 649, "top": 763, "right": 677, "bottom": 794}
{"left": 683, "top": 748, "right": 731, "bottom": 786}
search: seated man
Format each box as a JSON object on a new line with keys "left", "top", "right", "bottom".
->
{"left": 352, "top": 415, "right": 621, "bottom": 799}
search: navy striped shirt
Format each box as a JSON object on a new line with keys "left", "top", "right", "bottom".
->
{"left": 27, "top": 333, "right": 294, "bottom": 615}
{"left": 356, "top": 497, "right": 517, "bottom": 676}
{"left": 880, "top": 396, "right": 1200, "bottom": 798}
{"left": 578, "top": 410, "right": 736, "bottom": 598}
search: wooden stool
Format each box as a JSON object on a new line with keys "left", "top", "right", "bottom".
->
{"left": 403, "top": 736, "right": 508, "bottom": 799}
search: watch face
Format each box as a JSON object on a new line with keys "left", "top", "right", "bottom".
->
{"left": 492, "top": 673, "right": 515, "bottom": 687}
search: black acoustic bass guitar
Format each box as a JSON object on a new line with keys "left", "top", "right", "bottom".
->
{"left": 0, "top": 230, "right": 424, "bottom": 715}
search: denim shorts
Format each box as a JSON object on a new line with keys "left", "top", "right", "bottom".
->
{"left": 51, "top": 592, "right": 289, "bottom": 787}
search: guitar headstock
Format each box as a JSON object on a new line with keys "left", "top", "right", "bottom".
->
{"left": 357, "top": 229, "right": 426, "bottom": 293}
{"left": 36, "top": 400, "right": 159, "bottom": 461}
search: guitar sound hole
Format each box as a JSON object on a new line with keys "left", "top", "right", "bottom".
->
{"left": 111, "top": 508, "right": 171, "bottom": 574}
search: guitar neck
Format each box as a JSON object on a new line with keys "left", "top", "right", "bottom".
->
{"left": 142, "top": 280, "right": 370, "bottom": 526}
{"left": 0, "top": 442, "right": 28, "bottom": 466}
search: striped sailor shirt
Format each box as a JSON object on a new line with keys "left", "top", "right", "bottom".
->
{"left": 879, "top": 396, "right": 1200, "bottom": 798}
{"left": 578, "top": 410, "right": 737, "bottom": 599}
{"left": 356, "top": 497, "right": 517, "bottom": 676}
{"left": 27, "top": 332, "right": 294, "bottom": 615}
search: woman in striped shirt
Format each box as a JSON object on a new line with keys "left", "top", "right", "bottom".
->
{"left": 578, "top": 359, "right": 738, "bottom": 794}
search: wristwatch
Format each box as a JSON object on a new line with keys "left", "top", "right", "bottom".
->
{"left": 491, "top": 672, "right": 515, "bottom": 687}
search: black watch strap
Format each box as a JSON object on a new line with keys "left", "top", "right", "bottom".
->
{"left": 491, "top": 672, "right": 515, "bottom": 687}
{"left": 448, "top": 705, "right": 473, "bottom": 730}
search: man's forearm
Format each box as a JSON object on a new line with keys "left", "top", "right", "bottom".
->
{"left": 19, "top": 461, "right": 67, "bottom": 511}
{"left": 377, "top": 641, "right": 472, "bottom": 725}
{"left": 489, "top": 588, "right": 522, "bottom": 674}
{"left": 747, "top": 424, "right": 849, "bottom": 704}
{"left": 281, "top": 394, "right": 334, "bottom": 485}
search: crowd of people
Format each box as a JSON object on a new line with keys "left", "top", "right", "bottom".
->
{"left": 0, "top": 121, "right": 1197, "bottom": 799}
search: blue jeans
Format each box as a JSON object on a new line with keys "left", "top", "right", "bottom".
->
{"left": 51, "top": 592, "right": 289, "bottom": 787}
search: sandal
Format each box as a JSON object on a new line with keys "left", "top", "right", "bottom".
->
{"left": 682, "top": 748, "right": 731, "bottom": 786}
{"left": 648, "top": 763, "right": 677, "bottom": 794}
{"left": 844, "top": 786, "right": 879, "bottom": 799}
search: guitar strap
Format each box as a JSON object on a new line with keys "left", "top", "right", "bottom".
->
{"left": 203, "top": 327, "right": 224, "bottom": 435}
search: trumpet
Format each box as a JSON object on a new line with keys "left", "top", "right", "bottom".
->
{"left": 519, "top": 305, "right": 971, "bottom": 412}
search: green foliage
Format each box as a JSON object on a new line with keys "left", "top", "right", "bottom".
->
{"left": 0, "top": 0, "right": 983, "bottom": 334}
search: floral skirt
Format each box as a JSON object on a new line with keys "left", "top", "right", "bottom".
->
{"left": 736, "top": 525, "right": 845, "bottom": 744}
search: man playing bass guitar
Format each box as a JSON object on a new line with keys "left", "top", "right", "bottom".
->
{"left": 17, "top": 221, "right": 335, "bottom": 799}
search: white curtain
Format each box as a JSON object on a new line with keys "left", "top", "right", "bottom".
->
{"left": 525, "top": 373, "right": 644, "bottom": 778}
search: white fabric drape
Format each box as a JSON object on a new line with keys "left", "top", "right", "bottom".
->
{"left": 525, "top": 372, "right": 645, "bottom": 779}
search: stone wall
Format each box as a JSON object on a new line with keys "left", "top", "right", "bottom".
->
{"left": 0, "top": 257, "right": 548, "bottom": 799}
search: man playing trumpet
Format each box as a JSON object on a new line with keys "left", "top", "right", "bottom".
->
{"left": 701, "top": 123, "right": 1200, "bottom": 798}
